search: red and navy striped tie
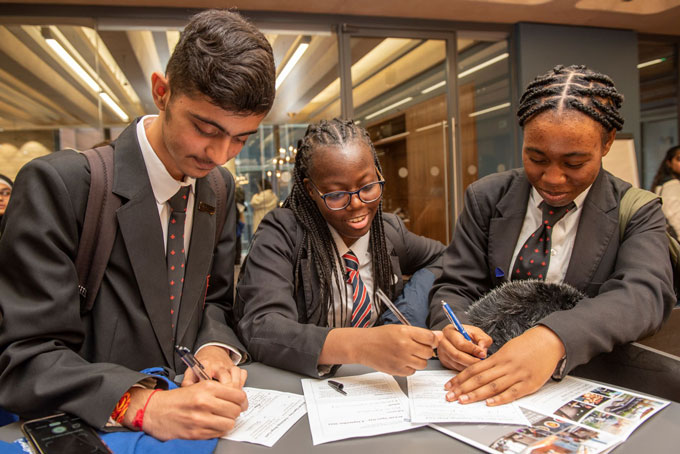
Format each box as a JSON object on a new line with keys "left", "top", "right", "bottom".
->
{"left": 343, "top": 250, "right": 372, "bottom": 327}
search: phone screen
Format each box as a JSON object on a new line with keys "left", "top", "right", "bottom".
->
{"left": 22, "top": 413, "right": 111, "bottom": 454}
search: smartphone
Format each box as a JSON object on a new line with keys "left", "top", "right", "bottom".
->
{"left": 21, "top": 413, "right": 111, "bottom": 454}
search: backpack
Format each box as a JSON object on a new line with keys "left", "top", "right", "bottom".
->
{"left": 618, "top": 186, "right": 680, "bottom": 296}
{"left": 75, "top": 145, "right": 229, "bottom": 314}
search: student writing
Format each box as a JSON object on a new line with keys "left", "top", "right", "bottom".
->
{"left": 235, "top": 119, "right": 444, "bottom": 377}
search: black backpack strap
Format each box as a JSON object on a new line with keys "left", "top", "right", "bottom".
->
{"left": 75, "top": 145, "right": 121, "bottom": 314}
{"left": 207, "top": 167, "right": 228, "bottom": 245}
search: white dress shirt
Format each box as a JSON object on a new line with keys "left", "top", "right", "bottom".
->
{"left": 137, "top": 116, "right": 195, "bottom": 254}
{"left": 510, "top": 186, "right": 591, "bottom": 283}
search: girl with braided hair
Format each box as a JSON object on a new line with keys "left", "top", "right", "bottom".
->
{"left": 430, "top": 65, "right": 674, "bottom": 406}
{"left": 235, "top": 118, "right": 445, "bottom": 377}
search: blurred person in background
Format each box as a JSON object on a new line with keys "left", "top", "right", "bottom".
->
{"left": 0, "top": 174, "right": 12, "bottom": 225}
{"left": 651, "top": 145, "right": 680, "bottom": 238}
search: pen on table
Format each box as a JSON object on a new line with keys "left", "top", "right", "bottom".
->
{"left": 327, "top": 380, "right": 347, "bottom": 395}
{"left": 175, "top": 345, "right": 212, "bottom": 381}
{"left": 376, "top": 288, "right": 412, "bottom": 326}
{"left": 440, "top": 301, "right": 473, "bottom": 342}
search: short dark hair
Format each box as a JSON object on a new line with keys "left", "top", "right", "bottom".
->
{"left": 166, "top": 9, "right": 275, "bottom": 115}
{"left": 517, "top": 65, "right": 624, "bottom": 145}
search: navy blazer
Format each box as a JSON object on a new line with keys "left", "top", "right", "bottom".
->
{"left": 235, "top": 208, "right": 445, "bottom": 377}
{"left": 429, "top": 168, "right": 675, "bottom": 375}
{"left": 0, "top": 120, "right": 244, "bottom": 427}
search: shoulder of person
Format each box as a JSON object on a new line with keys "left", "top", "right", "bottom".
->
{"left": 256, "top": 207, "right": 303, "bottom": 243}
{"left": 461, "top": 168, "right": 527, "bottom": 218}
{"left": 467, "top": 168, "right": 524, "bottom": 195}
{"left": 18, "top": 149, "right": 91, "bottom": 191}
{"left": 600, "top": 169, "right": 632, "bottom": 201}
{"left": 210, "top": 165, "right": 235, "bottom": 189}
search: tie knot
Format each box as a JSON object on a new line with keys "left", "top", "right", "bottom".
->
{"left": 343, "top": 251, "right": 359, "bottom": 272}
{"left": 168, "top": 186, "right": 190, "bottom": 212}
{"left": 541, "top": 201, "right": 576, "bottom": 226}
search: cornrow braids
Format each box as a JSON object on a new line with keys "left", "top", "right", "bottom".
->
{"left": 517, "top": 65, "right": 624, "bottom": 143}
{"left": 283, "top": 118, "right": 394, "bottom": 327}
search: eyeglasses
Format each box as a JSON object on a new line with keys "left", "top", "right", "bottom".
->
{"left": 0, "top": 189, "right": 10, "bottom": 197}
{"left": 309, "top": 169, "right": 385, "bottom": 211}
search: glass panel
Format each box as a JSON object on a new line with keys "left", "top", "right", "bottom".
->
{"left": 235, "top": 31, "right": 340, "bottom": 253}
{"left": 0, "top": 23, "right": 133, "bottom": 179}
{"left": 639, "top": 39, "right": 678, "bottom": 189}
{"left": 457, "top": 38, "right": 513, "bottom": 191}
{"left": 350, "top": 36, "right": 450, "bottom": 244}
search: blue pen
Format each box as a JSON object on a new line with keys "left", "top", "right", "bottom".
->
{"left": 440, "top": 301, "right": 473, "bottom": 342}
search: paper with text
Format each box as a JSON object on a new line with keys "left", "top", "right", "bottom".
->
{"left": 301, "top": 372, "right": 422, "bottom": 445}
{"left": 407, "top": 370, "right": 530, "bottom": 425}
{"left": 222, "top": 387, "right": 306, "bottom": 447}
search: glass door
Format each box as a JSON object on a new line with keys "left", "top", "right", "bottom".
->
{"left": 339, "top": 26, "right": 458, "bottom": 244}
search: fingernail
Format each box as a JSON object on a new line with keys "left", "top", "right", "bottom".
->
{"left": 459, "top": 394, "right": 469, "bottom": 403}
{"left": 446, "top": 391, "right": 455, "bottom": 401}
{"left": 444, "top": 382, "right": 451, "bottom": 390}
{"left": 486, "top": 398, "right": 494, "bottom": 405}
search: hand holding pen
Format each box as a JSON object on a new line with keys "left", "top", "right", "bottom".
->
{"left": 176, "top": 345, "right": 212, "bottom": 381}
{"left": 176, "top": 345, "right": 247, "bottom": 387}
{"left": 436, "top": 301, "right": 491, "bottom": 371}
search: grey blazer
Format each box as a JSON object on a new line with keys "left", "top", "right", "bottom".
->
{"left": 429, "top": 168, "right": 675, "bottom": 375}
{"left": 235, "top": 208, "right": 445, "bottom": 377}
{"left": 0, "top": 120, "right": 244, "bottom": 427}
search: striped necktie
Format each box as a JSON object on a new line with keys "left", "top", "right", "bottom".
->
{"left": 343, "top": 250, "right": 372, "bottom": 327}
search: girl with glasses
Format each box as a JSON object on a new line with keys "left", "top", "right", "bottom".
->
{"left": 235, "top": 118, "right": 445, "bottom": 377}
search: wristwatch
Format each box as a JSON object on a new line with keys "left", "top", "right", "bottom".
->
{"left": 552, "top": 355, "right": 567, "bottom": 381}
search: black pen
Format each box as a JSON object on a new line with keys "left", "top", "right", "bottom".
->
{"left": 175, "top": 345, "right": 212, "bottom": 381}
{"left": 328, "top": 380, "right": 347, "bottom": 395}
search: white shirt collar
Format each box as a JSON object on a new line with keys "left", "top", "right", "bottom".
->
{"left": 328, "top": 223, "right": 371, "bottom": 262}
{"left": 529, "top": 184, "right": 591, "bottom": 211}
{"left": 136, "top": 115, "right": 195, "bottom": 203}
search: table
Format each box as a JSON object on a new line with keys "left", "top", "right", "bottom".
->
{"left": 1, "top": 361, "right": 678, "bottom": 452}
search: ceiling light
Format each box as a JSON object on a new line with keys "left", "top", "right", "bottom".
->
{"left": 637, "top": 58, "right": 666, "bottom": 69}
{"left": 422, "top": 81, "right": 446, "bottom": 94}
{"left": 275, "top": 36, "right": 311, "bottom": 89}
{"left": 365, "top": 97, "right": 413, "bottom": 120}
{"left": 468, "top": 102, "right": 511, "bottom": 118}
{"left": 100, "top": 93, "right": 129, "bottom": 122}
{"left": 458, "top": 52, "right": 509, "bottom": 79}
{"left": 45, "top": 37, "right": 101, "bottom": 93}
{"left": 43, "top": 28, "right": 129, "bottom": 123}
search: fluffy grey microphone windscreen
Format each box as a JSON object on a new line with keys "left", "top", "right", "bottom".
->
{"left": 466, "top": 280, "right": 585, "bottom": 353}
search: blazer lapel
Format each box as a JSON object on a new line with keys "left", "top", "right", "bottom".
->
{"left": 488, "top": 172, "right": 532, "bottom": 286}
{"left": 113, "top": 120, "right": 174, "bottom": 366}
{"left": 175, "top": 177, "right": 218, "bottom": 344}
{"left": 564, "top": 169, "right": 618, "bottom": 292}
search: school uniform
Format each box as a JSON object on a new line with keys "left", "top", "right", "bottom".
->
{"left": 235, "top": 208, "right": 445, "bottom": 377}
{"left": 0, "top": 118, "right": 243, "bottom": 427}
{"left": 429, "top": 168, "right": 675, "bottom": 376}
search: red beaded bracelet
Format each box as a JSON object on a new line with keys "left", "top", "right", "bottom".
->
{"left": 132, "top": 389, "right": 160, "bottom": 431}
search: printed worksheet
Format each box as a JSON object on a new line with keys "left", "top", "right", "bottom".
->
{"left": 407, "top": 370, "right": 530, "bottom": 425}
{"left": 222, "top": 387, "right": 307, "bottom": 447}
{"left": 301, "top": 372, "right": 422, "bottom": 445}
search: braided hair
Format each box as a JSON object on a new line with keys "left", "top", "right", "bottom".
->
{"left": 283, "top": 118, "right": 394, "bottom": 326}
{"left": 651, "top": 145, "right": 680, "bottom": 190}
{"left": 517, "top": 65, "right": 624, "bottom": 144}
